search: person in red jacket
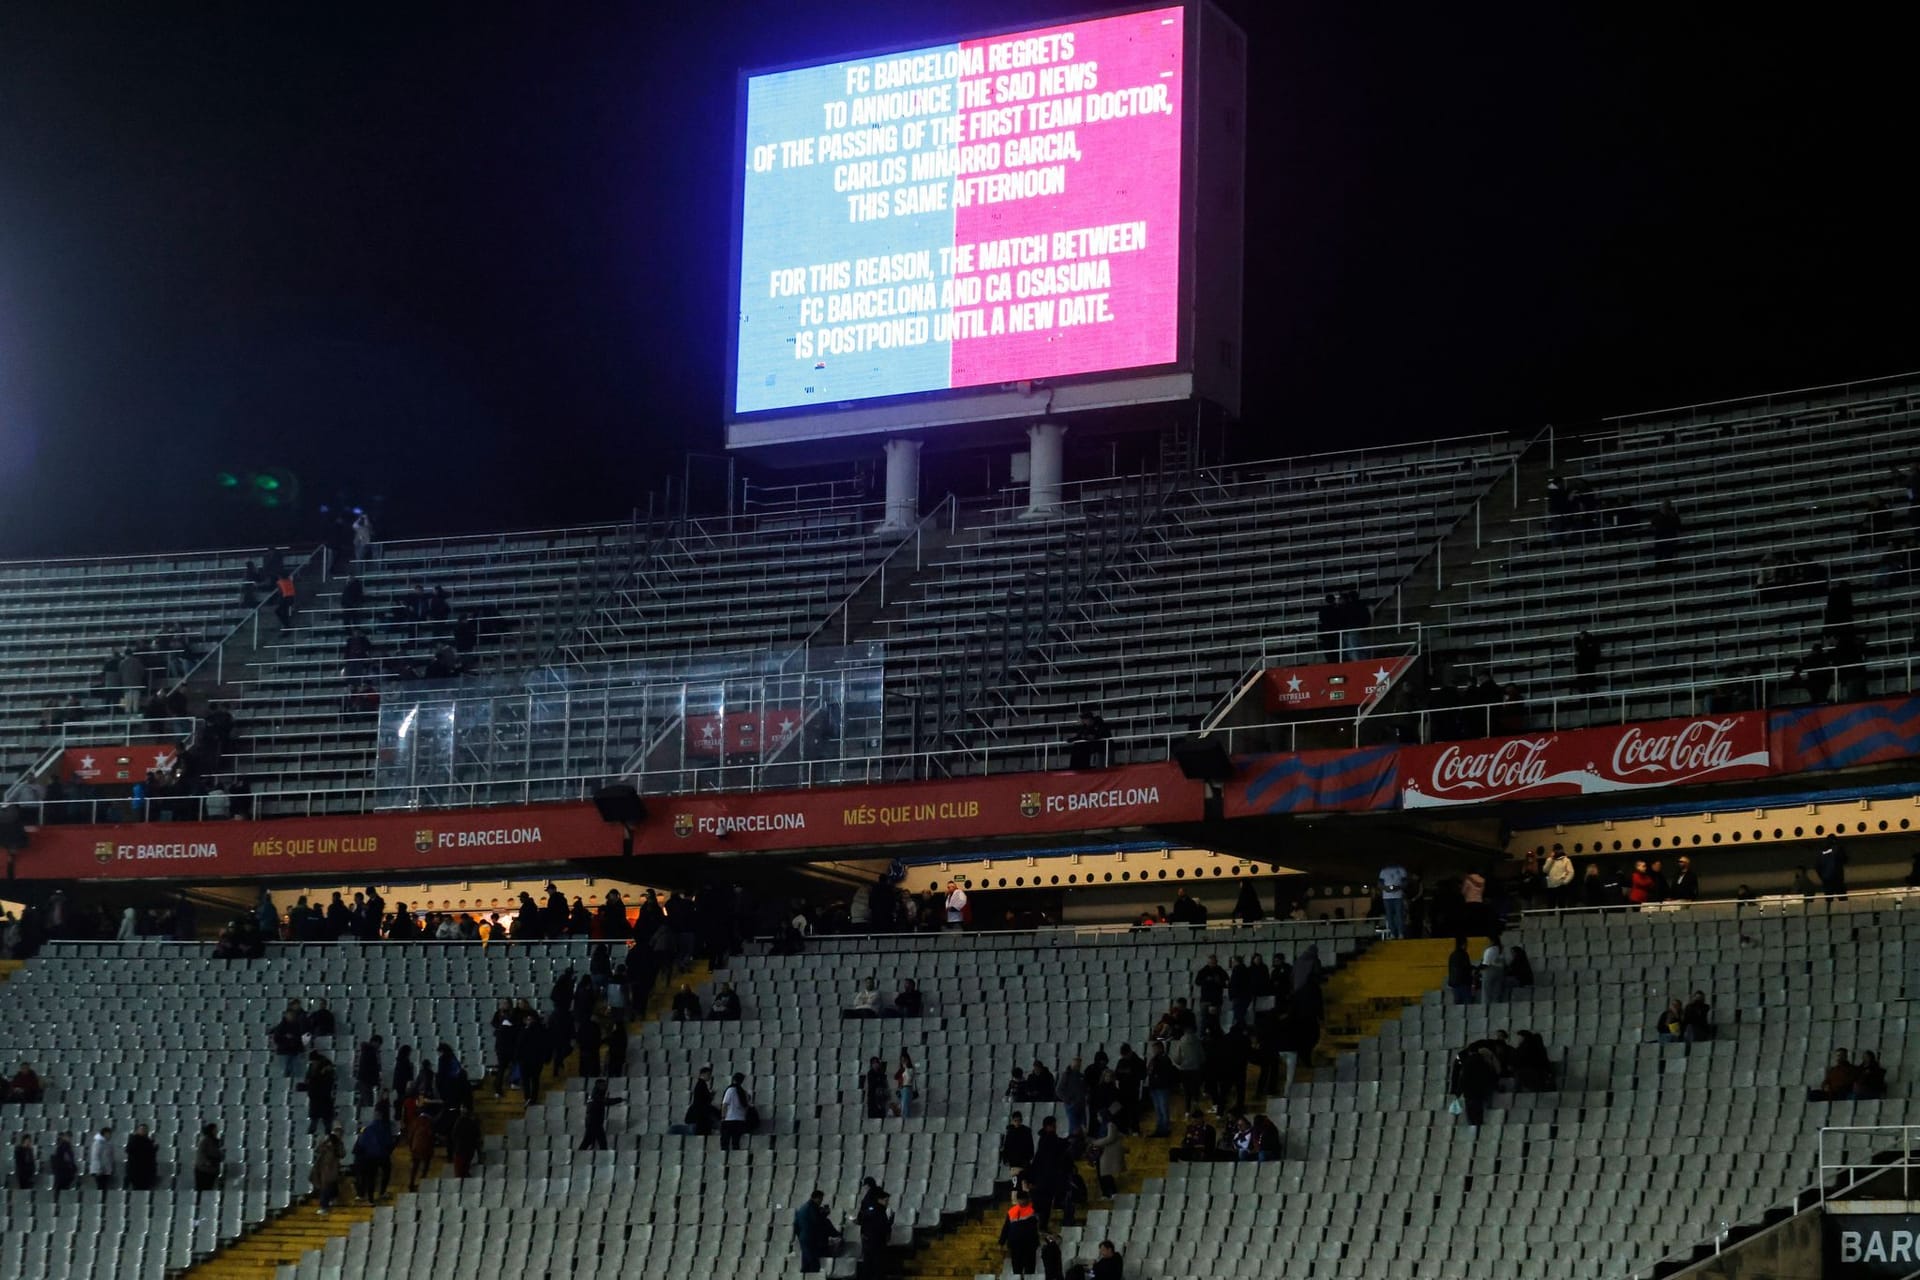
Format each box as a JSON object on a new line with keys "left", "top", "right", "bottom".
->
{"left": 1627, "top": 861, "right": 1656, "bottom": 905}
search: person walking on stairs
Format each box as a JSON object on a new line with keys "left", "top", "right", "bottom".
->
{"left": 1001, "top": 1190, "right": 1041, "bottom": 1275}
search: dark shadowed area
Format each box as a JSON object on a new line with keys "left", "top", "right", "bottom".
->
{"left": 1, "top": 3, "right": 1915, "bottom": 556}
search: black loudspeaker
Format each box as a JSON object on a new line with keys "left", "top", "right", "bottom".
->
{"left": 1173, "top": 738, "right": 1234, "bottom": 783}
{"left": 593, "top": 784, "right": 647, "bottom": 825}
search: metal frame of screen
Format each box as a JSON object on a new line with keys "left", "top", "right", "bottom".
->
{"left": 722, "top": 0, "right": 1243, "bottom": 455}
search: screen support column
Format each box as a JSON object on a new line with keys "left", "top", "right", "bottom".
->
{"left": 880, "top": 437, "right": 922, "bottom": 533}
{"left": 1025, "top": 421, "right": 1067, "bottom": 518}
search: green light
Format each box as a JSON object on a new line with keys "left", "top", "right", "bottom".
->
{"left": 253, "top": 475, "right": 280, "bottom": 491}
{"left": 215, "top": 472, "right": 239, "bottom": 488}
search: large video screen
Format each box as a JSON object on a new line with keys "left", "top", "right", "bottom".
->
{"left": 732, "top": 6, "right": 1186, "bottom": 426}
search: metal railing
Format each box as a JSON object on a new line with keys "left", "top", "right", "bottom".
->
{"left": 166, "top": 543, "right": 327, "bottom": 692}
{"left": 791, "top": 493, "right": 956, "bottom": 654}
{"left": 2, "top": 717, "right": 199, "bottom": 804}
{"left": 1819, "top": 1125, "right": 1920, "bottom": 1203}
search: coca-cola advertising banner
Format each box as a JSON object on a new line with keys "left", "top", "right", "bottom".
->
{"left": 1398, "top": 712, "right": 1771, "bottom": 809}
{"left": 1260, "top": 657, "right": 1411, "bottom": 713}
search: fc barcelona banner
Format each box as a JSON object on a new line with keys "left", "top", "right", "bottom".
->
{"left": 1770, "top": 696, "right": 1920, "bottom": 775}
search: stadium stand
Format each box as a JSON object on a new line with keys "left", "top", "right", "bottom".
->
{"left": 1054, "top": 892, "right": 1917, "bottom": 1280}
{"left": 0, "top": 939, "right": 594, "bottom": 1279}
{"left": 1431, "top": 374, "right": 1920, "bottom": 729}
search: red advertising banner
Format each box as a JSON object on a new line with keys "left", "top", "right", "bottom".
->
{"left": 648, "top": 761, "right": 1203, "bottom": 854}
{"left": 60, "top": 745, "right": 180, "bottom": 784}
{"left": 22, "top": 804, "right": 618, "bottom": 882}
{"left": 19, "top": 762, "right": 1202, "bottom": 880}
{"left": 684, "top": 708, "right": 805, "bottom": 759}
{"left": 1261, "top": 658, "right": 1410, "bottom": 713}
{"left": 1398, "top": 712, "right": 1771, "bottom": 809}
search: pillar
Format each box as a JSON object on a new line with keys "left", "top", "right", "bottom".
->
{"left": 1025, "top": 421, "right": 1067, "bottom": 518}
{"left": 880, "top": 437, "right": 922, "bottom": 532}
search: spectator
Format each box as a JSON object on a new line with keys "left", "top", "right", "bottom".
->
{"left": 402, "top": 1106, "right": 434, "bottom": 1190}
{"left": 1670, "top": 856, "right": 1700, "bottom": 902}
{"left": 10, "top": 1062, "right": 43, "bottom": 1102}
{"left": 1544, "top": 845, "right": 1574, "bottom": 907}
{"left": 310, "top": 1128, "right": 344, "bottom": 1214}
{"left": 1168, "top": 886, "right": 1207, "bottom": 926}
{"left": 352, "top": 512, "right": 374, "bottom": 560}
{"left": 944, "top": 881, "right": 970, "bottom": 929}
{"left": 1058, "top": 1057, "right": 1088, "bottom": 1137}
{"left": 671, "top": 984, "right": 704, "bottom": 1022}
{"left": 719, "top": 1073, "right": 752, "bottom": 1151}
{"left": 1647, "top": 499, "right": 1683, "bottom": 564}
{"left": 709, "top": 983, "right": 741, "bottom": 1022}
{"left": 1479, "top": 934, "right": 1509, "bottom": 1004}
{"left": 687, "top": 1065, "right": 717, "bottom": 1137}
{"left": 13, "top": 1133, "right": 34, "bottom": 1190}
{"left": 861, "top": 1056, "right": 890, "bottom": 1121}
{"left": 1169, "top": 1026, "right": 1206, "bottom": 1112}
{"left": 794, "top": 1187, "right": 841, "bottom": 1274}
{"left": 1512, "top": 1031, "right": 1554, "bottom": 1091}
{"left": 1338, "top": 588, "right": 1370, "bottom": 661}
{"left": 856, "top": 1187, "right": 892, "bottom": 1280}
{"left": 1655, "top": 998, "right": 1686, "bottom": 1043}
{"left": 1682, "top": 992, "right": 1714, "bottom": 1043}
{"left": 85, "top": 1125, "right": 115, "bottom": 1192}
{"left": 1112, "top": 1045, "right": 1145, "bottom": 1133}
{"left": 50, "top": 1132, "right": 77, "bottom": 1197}
{"left": 1855, "top": 1051, "right": 1888, "bottom": 1100}
{"left": 1627, "top": 860, "right": 1656, "bottom": 906}
{"left": 1001, "top": 1191, "right": 1042, "bottom": 1276}
{"left": 1572, "top": 630, "right": 1603, "bottom": 694}
{"left": 1091, "top": 1241, "right": 1124, "bottom": 1280}
{"left": 1817, "top": 835, "right": 1849, "bottom": 896}
{"left": 352, "top": 1115, "right": 393, "bottom": 1203}
{"left": 1811, "top": 1050, "right": 1859, "bottom": 1101}
{"left": 125, "top": 1123, "right": 158, "bottom": 1191}
{"left": 579, "top": 1078, "right": 623, "bottom": 1152}
{"left": 1067, "top": 707, "right": 1112, "bottom": 770}
{"left": 1452, "top": 1046, "right": 1497, "bottom": 1127}
{"left": 1178, "top": 1110, "right": 1217, "bottom": 1162}
{"left": 1379, "top": 863, "right": 1410, "bottom": 939}
{"left": 1447, "top": 937, "right": 1474, "bottom": 1006}
{"left": 1193, "top": 954, "right": 1227, "bottom": 1020}
{"left": 893, "top": 978, "right": 924, "bottom": 1017}
{"left": 1001, "top": 1111, "right": 1035, "bottom": 1170}
{"left": 1506, "top": 945, "right": 1535, "bottom": 990}
{"left": 1582, "top": 862, "right": 1605, "bottom": 907}
{"left": 1042, "top": 1235, "right": 1065, "bottom": 1280}
{"left": 354, "top": 1035, "right": 384, "bottom": 1110}
{"left": 892, "top": 1051, "right": 916, "bottom": 1119}
{"left": 1087, "top": 1125, "right": 1126, "bottom": 1198}
{"left": 448, "top": 1106, "right": 481, "bottom": 1178}
{"left": 273, "top": 572, "right": 298, "bottom": 628}
{"left": 847, "top": 977, "right": 883, "bottom": 1019}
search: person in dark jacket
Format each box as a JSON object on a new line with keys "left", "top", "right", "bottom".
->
{"left": 863, "top": 1056, "right": 890, "bottom": 1120}
{"left": 1447, "top": 937, "right": 1475, "bottom": 1005}
{"left": 392, "top": 1045, "right": 416, "bottom": 1098}
{"left": 125, "top": 1123, "right": 159, "bottom": 1190}
{"left": 687, "top": 1066, "right": 717, "bottom": 1136}
{"left": 856, "top": 1187, "right": 893, "bottom": 1280}
{"left": 1027, "top": 1116, "right": 1071, "bottom": 1229}
{"left": 1041, "top": 1234, "right": 1065, "bottom": 1280}
{"left": 793, "top": 1187, "right": 841, "bottom": 1273}
{"left": 13, "top": 1133, "right": 35, "bottom": 1189}
{"left": 449, "top": 1107, "right": 481, "bottom": 1178}
{"left": 1001, "top": 1112, "right": 1035, "bottom": 1169}
{"left": 1090, "top": 1240, "right": 1124, "bottom": 1280}
{"left": 515, "top": 1013, "right": 549, "bottom": 1105}
{"left": 580, "top": 1079, "right": 623, "bottom": 1151}
{"left": 577, "top": 1015, "right": 603, "bottom": 1080}
{"left": 354, "top": 1036, "right": 384, "bottom": 1110}
{"left": 1454, "top": 1046, "right": 1497, "bottom": 1127}
{"left": 50, "top": 1132, "right": 77, "bottom": 1196}
{"left": 303, "top": 1051, "right": 337, "bottom": 1136}
{"left": 1000, "top": 1191, "right": 1041, "bottom": 1275}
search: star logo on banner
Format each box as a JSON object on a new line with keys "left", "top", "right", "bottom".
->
{"left": 776, "top": 717, "right": 797, "bottom": 741}
{"left": 153, "top": 749, "right": 177, "bottom": 772}
{"left": 79, "top": 755, "right": 96, "bottom": 771}
{"left": 1286, "top": 676, "right": 1303, "bottom": 692}
{"left": 1372, "top": 667, "right": 1393, "bottom": 685}
{"left": 700, "top": 722, "right": 720, "bottom": 745}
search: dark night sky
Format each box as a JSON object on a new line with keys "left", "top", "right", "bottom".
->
{"left": 2, "top": 4, "right": 1916, "bottom": 557}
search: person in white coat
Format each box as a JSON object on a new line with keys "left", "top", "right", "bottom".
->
{"left": 1544, "top": 845, "right": 1575, "bottom": 908}
{"left": 87, "top": 1127, "right": 115, "bottom": 1192}
{"left": 115, "top": 908, "right": 138, "bottom": 942}
{"left": 944, "top": 882, "right": 969, "bottom": 930}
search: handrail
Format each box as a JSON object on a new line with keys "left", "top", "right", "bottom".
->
{"left": 166, "top": 542, "right": 327, "bottom": 694}
{"left": 2, "top": 717, "right": 200, "bottom": 804}
{"left": 791, "top": 493, "right": 956, "bottom": 656}
{"left": 1598, "top": 369, "right": 1920, "bottom": 428}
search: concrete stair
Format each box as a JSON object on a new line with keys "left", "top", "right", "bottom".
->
{"left": 1308, "top": 936, "right": 1486, "bottom": 1069}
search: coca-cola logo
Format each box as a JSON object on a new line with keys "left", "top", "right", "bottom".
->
{"left": 1609, "top": 719, "right": 1739, "bottom": 778}
{"left": 1429, "top": 738, "right": 1554, "bottom": 794}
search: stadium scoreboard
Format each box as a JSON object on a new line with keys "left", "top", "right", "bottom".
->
{"left": 726, "top": 2, "right": 1244, "bottom": 451}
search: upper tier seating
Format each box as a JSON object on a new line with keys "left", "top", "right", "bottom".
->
{"left": 0, "top": 940, "right": 593, "bottom": 1279}
{"left": 879, "top": 437, "right": 1516, "bottom": 773}
{"left": 1055, "top": 893, "right": 1918, "bottom": 1280}
{"left": 0, "top": 547, "right": 270, "bottom": 783}
{"left": 1434, "top": 376, "right": 1920, "bottom": 728}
